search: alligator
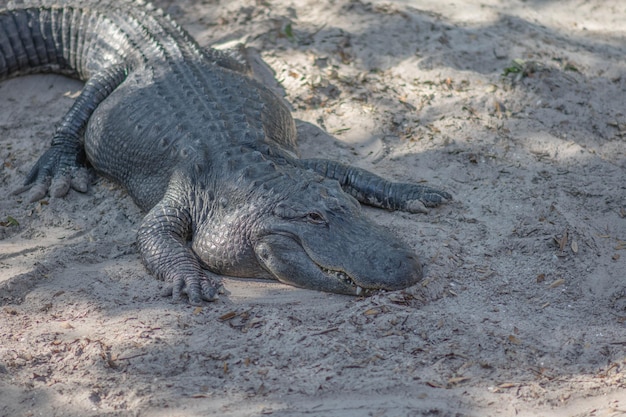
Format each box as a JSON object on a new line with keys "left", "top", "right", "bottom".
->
{"left": 2, "top": 0, "right": 451, "bottom": 304}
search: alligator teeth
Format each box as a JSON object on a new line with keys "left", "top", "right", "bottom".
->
{"left": 321, "top": 267, "right": 356, "bottom": 286}
{"left": 319, "top": 266, "right": 374, "bottom": 296}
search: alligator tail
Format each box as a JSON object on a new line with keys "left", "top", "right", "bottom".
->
{"left": 0, "top": 2, "right": 139, "bottom": 82}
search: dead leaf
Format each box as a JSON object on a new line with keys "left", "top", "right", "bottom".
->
{"left": 508, "top": 335, "right": 521, "bottom": 345}
{"left": 64, "top": 90, "right": 81, "bottom": 99}
{"left": 549, "top": 278, "right": 565, "bottom": 288}
{"left": 448, "top": 376, "right": 470, "bottom": 384}
{"left": 556, "top": 229, "right": 568, "bottom": 251}
{"left": 218, "top": 311, "right": 237, "bottom": 321}
{"left": 536, "top": 273, "right": 545, "bottom": 283}
{"left": 498, "top": 383, "right": 517, "bottom": 388}
{"left": 312, "top": 327, "right": 339, "bottom": 336}
{"left": 193, "top": 306, "right": 203, "bottom": 315}
{"left": 363, "top": 308, "right": 381, "bottom": 316}
{"left": 0, "top": 216, "right": 19, "bottom": 227}
{"left": 398, "top": 95, "right": 416, "bottom": 111}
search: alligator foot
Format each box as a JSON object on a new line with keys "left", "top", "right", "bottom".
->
{"left": 13, "top": 144, "right": 90, "bottom": 202}
{"left": 161, "top": 272, "right": 223, "bottom": 305}
{"left": 14, "top": 65, "right": 128, "bottom": 202}
{"left": 138, "top": 199, "right": 227, "bottom": 305}
{"left": 383, "top": 182, "right": 452, "bottom": 214}
{"left": 300, "top": 158, "right": 452, "bottom": 213}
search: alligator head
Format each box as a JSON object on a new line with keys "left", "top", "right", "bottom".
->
{"left": 251, "top": 177, "right": 423, "bottom": 295}
{"left": 187, "top": 166, "right": 422, "bottom": 296}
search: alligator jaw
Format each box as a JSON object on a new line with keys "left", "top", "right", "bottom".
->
{"left": 319, "top": 266, "right": 374, "bottom": 296}
{"left": 254, "top": 234, "right": 384, "bottom": 295}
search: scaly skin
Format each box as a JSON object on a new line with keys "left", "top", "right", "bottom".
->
{"left": 2, "top": 0, "right": 452, "bottom": 304}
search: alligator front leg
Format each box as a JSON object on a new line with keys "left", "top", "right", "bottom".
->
{"left": 14, "top": 66, "right": 128, "bottom": 202}
{"left": 300, "top": 158, "right": 452, "bottom": 214}
{"left": 137, "top": 200, "right": 222, "bottom": 305}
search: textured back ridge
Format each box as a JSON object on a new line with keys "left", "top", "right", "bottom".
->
{"left": 0, "top": 0, "right": 207, "bottom": 81}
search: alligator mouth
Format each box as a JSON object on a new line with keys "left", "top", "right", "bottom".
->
{"left": 319, "top": 266, "right": 374, "bottom": 296}
{"left": 255, "top": 234, "right": 386, "bottom": 296}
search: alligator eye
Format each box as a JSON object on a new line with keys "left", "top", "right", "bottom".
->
{"left": 305, "top": 212, "right": 326, "bottom": 224}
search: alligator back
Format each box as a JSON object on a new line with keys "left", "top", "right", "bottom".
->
{"left": 1, "top": 0, "right": 298, "bottom": 209}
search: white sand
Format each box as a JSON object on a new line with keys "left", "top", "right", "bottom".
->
{"left": 1, "top": 0, "right": 625, "bottom": 415}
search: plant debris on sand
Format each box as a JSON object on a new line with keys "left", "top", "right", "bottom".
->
{"left": 1, "top": 0, "right": 625, "bottom": 415}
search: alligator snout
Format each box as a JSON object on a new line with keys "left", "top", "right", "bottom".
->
{"left": 254, "top": 217, "right": 423, "bottom": 295}
{"left": 348, "top": 231, "right": 423, "bottom": 291}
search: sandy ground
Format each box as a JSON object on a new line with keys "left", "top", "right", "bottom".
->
{"left": 1, "top": 0, "right": 625, "bottom": 415}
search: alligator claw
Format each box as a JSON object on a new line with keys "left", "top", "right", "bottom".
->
{"left": 397, "top": 184, "right": 452, "bottom": 214}
{"left": 12, "top": 178, "right": 51, "bottom": 203}
{"left": 404, "top": 199, "right": 429, "bottom": 214}
{"left": 50, "top": 173, "right": 72, "bottom": 198}
{"left": 165, "top": 274, "right": 222, "bottom": 305}
{"left": 200, "top": 279, "right": 221, "bottom": 301}
{"left": 422, "top": 187, "right": 453, "bottom": 206}
{"left": 14, "top": 146, "right": 89, "bottom": 202}
{"left": 70, "top": 168, "right": 90, "bottom": 193}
